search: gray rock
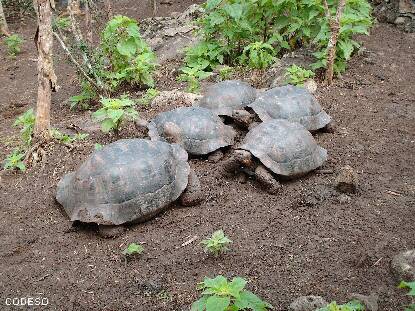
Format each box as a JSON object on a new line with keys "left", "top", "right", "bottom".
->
{"left": 391, "top": 249, "right": 415, "bottom": 281}
{"left": 288, "top": 295, "right": 327, "bottom": 311}
{"left": 335, "top": 165, "right": 358, "bottom": 194}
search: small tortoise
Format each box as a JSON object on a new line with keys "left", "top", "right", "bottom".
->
{"left": 224, "top": 119, "right": 327, "bottom": 194}
{"left": 56, "top": 139, "right": 201, "bottom": 235}
{"left": 231, "top": 85, "right": 333, "bottom": 132}
{"left": 147, "top": 107, "right": 236, "bottom": 160}
{"left": 195, "top": 80, "right": 257, "bottom": 117}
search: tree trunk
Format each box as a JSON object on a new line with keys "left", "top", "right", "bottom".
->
{"left": 0, "top": 0, "right": 10, "bottom": 37}
{"left": 33, "top": 0, "right": 57, "bottom": 139}
{"left": 325, "top": 0, "right": 347, "bottom": 85}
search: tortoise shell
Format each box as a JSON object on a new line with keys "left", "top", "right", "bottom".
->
{"left": 195, "top": 80, "right": 257, "bottom": 116}
{"left": 56, "top": 139, "right": 189, "bottom": 225}
{"left": 148, "top": 107, "right": 236, "bottom": 155}
{"left": 248, "top": 85, "right": 331, "bottom": 131}
{"left": 240, "top": 119, "right": 327, "bottom": 177}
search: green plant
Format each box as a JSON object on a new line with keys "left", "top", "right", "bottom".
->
{"left": 92, "top": 95, "right": 138, "bottom": 133}
{"left": 191, "top": 275, "right": 272, "bottom": 311}
{"left": 99, "top": 15, "right": 157, "bottom": 90}
{"left": 53, "top": 17, "right": 71, "bottom": 31}
{"left": 13, "top": 108, "right": 35, "bottom": 148}
{"left": 3, "top": 149, "right": 26, "bottom": 171}
{"left": 284, "top": 64, "right": 315, "bottom": 86}
{"left": 399, "top": 281, "right": 415, "bottom": 311}
{"left": 218, "top": 66, "right": 233, "bottom": 81}
{"left": 50, "top": 129, "right": 88, "bottom": 144}
{"left": 139, "top": 88, "right": 159, "bottom": 105}
{"left": 240, "top": 42, "right": 275, "bottom": 69}
{"left": 201, "top": 230, "right": 232, "bottom": 257}
{"left": 4, "top": 34, "right": 24, "bottom": 57}
{"left": 310, "top": 0, "right": 373, "bottom": 75}
{"left": 317, "top": 300, "right": 365, "bottom": 311}
{"left": 69, "top": 81, "right": 96, "bottom": 110}
{"left": 122, "top": 243, "right": 144, "bottom": 256}
{"left": 94, "top": 143, "right": 104, "bottom": 151}
{"left": 185, "top": 0, "right": 372, "bottom": 77}
{"left": 179, "top": 61, "right": 212, "bottom": 93}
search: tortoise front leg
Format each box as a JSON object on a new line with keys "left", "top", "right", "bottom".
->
{"left": 180, "top": 169, "right": 202, "bottom": 206}
{"left": 255, "top": 165, "right": 281, "bottom": 194}
{"left": 222, "top": 150, "right": 253, "bottom": 176}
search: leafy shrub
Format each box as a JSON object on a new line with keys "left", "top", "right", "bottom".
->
{"left": 3, "top": 149, "right": 26, "bottom": 171}
{"left": 13, "top": 108, "right": 35, "bottom": 148}
{"left": 184, "top": 0, "right": 372, "bottom": 84}
{"left": 240, "top": 42, "right": 275, "bottom": 69}
{"left": 317, "top": 300, "right": 365, "bottom": 311}
{"left": 92, "top": 95, "right": 138, "bottom": 133}
{"left": 201, "top": 230, "right": 232, "bottom": 257}
{"left": 122, "top": 243, "right": 144, "bottom": 256}
{"left": 191, "top": 275, "right": 272, "bottom": 311}
{"left": 285, "top": 64, "right": 315, "bottom": 86}
{"left": 399, "top": 281, "right": 415, "bottom": 311}
{"left": 98, "top": 15, "right": 157, "bottom": 90}
{"left": 4, "top": 34, "right": 24, "bottom": 57}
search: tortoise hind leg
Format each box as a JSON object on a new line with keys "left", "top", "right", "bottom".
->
{"left": 180, "top": 170, "right": 202, "bottom": 206}
{"left": 255, "top": 165, "right": 281, "bottom": 195}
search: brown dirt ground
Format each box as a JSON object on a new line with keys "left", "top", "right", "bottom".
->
{"left": 0, "top": 1, "right": 414, "bottom": 310}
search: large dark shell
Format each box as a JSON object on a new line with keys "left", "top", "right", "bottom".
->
{"left": 248, "top": 85, "right": 331, "bottom": 131}
{"left": 240, "top": 119, "right": 327, "bottom": 177}
{"left": 195, "top": 80, "right": 257, "bottom": 116}
{"left": 148, "top": 107, "right": 236, "bottom": 155}
{"left": 56, "top": 139, "right": 189, "bottom": 225}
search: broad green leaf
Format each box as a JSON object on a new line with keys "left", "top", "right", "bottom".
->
{"left": 205, "top": 296, "right": 230, "bottom": 311}
{"left": 117, "top": 38, "right": 137, "bottom": 56}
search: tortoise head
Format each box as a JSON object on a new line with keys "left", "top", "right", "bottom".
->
{"left": 163, "top": 122, "right": 182, "bottom": 144}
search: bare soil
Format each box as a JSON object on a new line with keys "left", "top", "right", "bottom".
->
{"left": 0, "top": 1, "right": 414, "bottom": 310}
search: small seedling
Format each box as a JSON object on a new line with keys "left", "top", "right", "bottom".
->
{"left": 13, "top": 108, "right": 35, "bottom": 147}
{"left": 178, "top": 61, "right": 212, "bottom": 93}
{"left": 201, "top": 230, "right": 232, "bottom": 257}
{"left": 3, "top": 149, "right": 26, "bottom": 171}
{"left": 94, "top": 143, "right": 104, "bottom": 151}
{"left": 191, "top": 275, "right": 273, "bottom": 311}
{"left": 284, "top": 64, "right": 315, "bottom": 86}
{"left": 399, "top": 280, "right": 415, "bottom": 311}
{"left": 51, "top": 129, "right": 88, "bottom": 144}
{"left": 218, "top": 66, "right": 233, "bottom": 81}
{"left": 122, "top": 243, "right": 144, "bottom": 256}
{"left": 53, "top": 17, "right": 71, "bottom": 30}
{"left": 139, "top": 88, "right": 159, "bottom": 105}
{"left": 92, "top": 95, "right": 138, "bottom": 134}
{"left": 69, "top": 81, "right": 96, "bottom": 110}
{"left": 317, "top": 300, "right": 365, "bottom": 311}
{"left": 4, "top": 34, "right": 24, "bottom": 57}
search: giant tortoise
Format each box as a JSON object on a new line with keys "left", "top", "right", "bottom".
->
{"left": 231, "top": 85, "right": 334, "bottom": 132}
{"left": 195, "top": 80, "right": 257, "bottom": 117}
{"left": 56, "top": 139, "right": 201, "bottom": 235}
{"left": 147, "top": 107, "right": 236, "bottom": 161}
{"left": 224, "top": 119, "right": 327, "bottom": 194}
